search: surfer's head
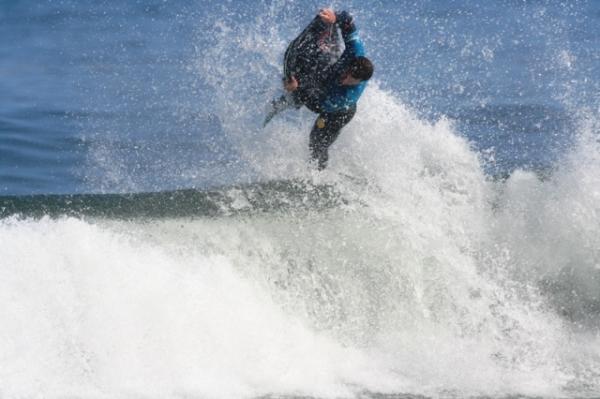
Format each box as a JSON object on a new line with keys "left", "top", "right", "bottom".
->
{"left": 341, "top": 56, "right": 374, "bottom": 85}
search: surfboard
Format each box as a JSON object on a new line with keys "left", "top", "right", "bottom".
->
{"left": 263, "top": 94, "right": 293, "bottom": 127}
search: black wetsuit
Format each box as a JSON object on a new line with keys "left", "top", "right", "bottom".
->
{"left": 308, "top": 106, "right": 356, "bottom": 169}
{"left": 283, "top": 17, "right": 339, "bottom": 113}
{"left": 273, "top": 12, "right": 367, "bottom": 170}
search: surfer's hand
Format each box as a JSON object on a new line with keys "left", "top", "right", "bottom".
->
{"left": 319, "top": 8, "right": 336, "bottom": 24}
{"left": 284, "top": 76, "right": 298, "bottom": 92}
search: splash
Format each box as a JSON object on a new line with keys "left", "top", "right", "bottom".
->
{"left": 2, "top": 1, "right": 600, "bottom": 398}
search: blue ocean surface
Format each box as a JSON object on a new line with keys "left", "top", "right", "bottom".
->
{"left": 2, "top": 0, "right": 597, "bottom": 195}
{"left": 1, "top": 1, "right": 599, "bottom": 398}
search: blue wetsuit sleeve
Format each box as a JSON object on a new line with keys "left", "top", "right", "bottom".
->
{"left": 326, "top": 11, "right": 365, "bottom": 79}
{"left": 319, "top": 11, "right": 368, "bottom": 113}
{"left": 335, "top": 12, "right": 365, "bottom": 58}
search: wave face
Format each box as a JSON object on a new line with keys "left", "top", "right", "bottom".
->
{"left": 1, "top": 1, "right": 600, "bottom": 398}
{"left": 0, "top": 180, "right": 343, "bottom": 219}
{"left": 2, "top": 87, "right": 600, "bottom": 399}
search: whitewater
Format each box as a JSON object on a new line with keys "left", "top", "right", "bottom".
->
{"left": 2, "top": 87, "right": 600, "bottom": 397}
{"left": 1, "top": 1, "right": 600, "bottom": 398}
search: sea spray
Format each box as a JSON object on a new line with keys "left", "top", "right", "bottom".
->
{"left": 1, "top": 0, "right": 599, "bottom": 397}
{"left": 492, "top": 113, "right": 600, "bottom": 326}
{"left": 2, "top": 91, "right": 590, "bottom": 396}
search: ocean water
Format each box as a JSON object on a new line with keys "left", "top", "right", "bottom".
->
{"left": 1, "top": 1, "right": 600, "bottom": 398}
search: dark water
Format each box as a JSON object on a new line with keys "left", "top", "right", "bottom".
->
{"left": 0, "top": 179, "right": 343, "bottom": 219}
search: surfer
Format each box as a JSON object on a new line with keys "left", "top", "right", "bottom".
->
{"left": 265, "top": 8, "right": 374, "bottom": 170}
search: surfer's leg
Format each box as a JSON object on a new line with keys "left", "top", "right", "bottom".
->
{"left": 309, "top": 106, "right": 356, "bottom": 170}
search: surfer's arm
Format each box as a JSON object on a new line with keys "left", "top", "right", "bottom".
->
{"left": 320, "top": 10, "right": 365, "bottom": 81}
{"left": 319, "top": 9, "right": 359, "bottom": 48}
{"left": 335, "top": 11, "right": 365, "bottom": 59}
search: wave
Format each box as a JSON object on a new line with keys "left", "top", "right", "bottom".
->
{"left": 1, "top": 1, "right": 599, "bottom": 397}
{"left": 0, "top": 179, "right": 345, "bottom": 220}
{"left": 2, "top": 93, "right": 599, "bottom": 398}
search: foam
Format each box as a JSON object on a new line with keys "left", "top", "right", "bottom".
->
{"left": 0, "top": 217, "right": 407, "bottom": 397}
{"left": 2, "top": 1, "right": 599, "bottom": 397}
